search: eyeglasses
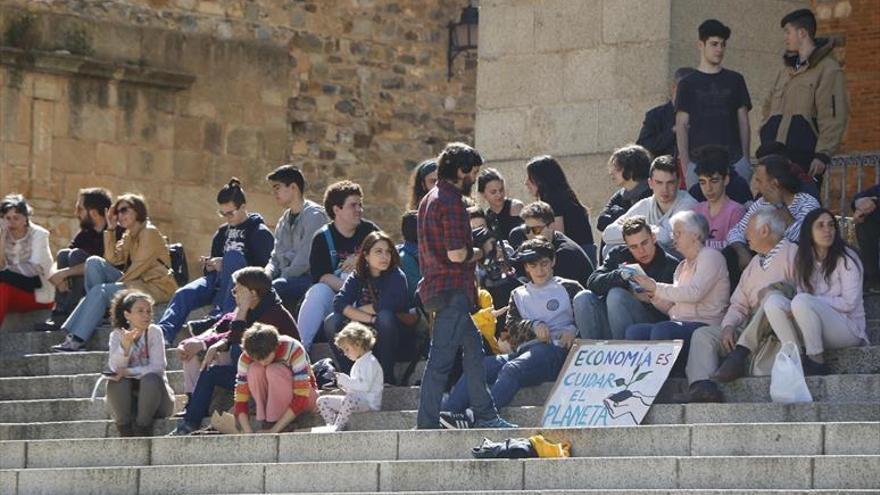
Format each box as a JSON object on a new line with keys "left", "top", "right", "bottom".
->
{"left": 526, "top": 224, "right": 546, "bottom": 235}
{"left": 217, "top": 208, "right": 239, "bottom": 218}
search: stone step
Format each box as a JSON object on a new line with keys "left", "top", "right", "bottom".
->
{"left": 2, "top": 422, "right": 877, "bottom": 470}
{"left": 229, "top": 492, "right": 880, "bottom": 495}
{"left": 1, "top": 455, "right": 878, "bottom": 494}
{"left": 2, "top": 342, "right": 878, "bottom": 378}
{"left": 2, "top": 401, "right": 878, "bottom": 440}
{"left": 1, "top": 370, "right": 878, "bottom": 410}
{"left": 0, "top": 395, "right": 188, "bottom": 423}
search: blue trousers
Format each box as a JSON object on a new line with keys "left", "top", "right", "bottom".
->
{"left": 272, "top": 274, "right": 313, "bottom": 308}
{"left": 158, "top": 251, "right": 247, "bottom": 344}
{"left": 63, "top": 257, "right": 125, "bottom": 342}
{"left": 416, "top": 291, "right": 498, "bottom": 428}
{"left": 181, "top": 344, "right": 241, "bottom": 428}
{"left": 444, "top": 342, "right": 568, "bottom": 412}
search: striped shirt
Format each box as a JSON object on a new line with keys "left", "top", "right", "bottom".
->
{"left": 233, "top": 336, "right": 317, "bottom": 416}
{"left": 726, "top": 193, "right": 820, "bottom": 246}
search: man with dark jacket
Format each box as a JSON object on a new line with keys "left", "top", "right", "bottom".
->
{"left": 574, "top": 216, "right": 679, "bottom": 340}
{"left": 516, "top": 201, "right": 593, "bottom": 287}
{"left": 853, "top": 184, "right": 880, "bottom": 292}
{"left": 636, "top": 67, "right": 695, "bottom": 159}
{"left": 760, "top": 8, "right": 848, "bottom": 186}
{"left": 158, "top": 182, "right": 274, "bottom": 345}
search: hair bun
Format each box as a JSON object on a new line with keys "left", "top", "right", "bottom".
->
{"left": 228, "top": 178, "right": 241, "bottom": 187}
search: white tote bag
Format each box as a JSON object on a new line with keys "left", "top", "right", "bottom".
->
{"left": 769, "top": 341, "right": 813, "bottom": 403}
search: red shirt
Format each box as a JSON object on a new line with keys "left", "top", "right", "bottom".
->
{"left": 417, "top": 180, "right": 477, "bottom": 306}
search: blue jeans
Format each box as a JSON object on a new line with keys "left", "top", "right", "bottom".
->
{"left": 272, "top": 274, "right": 312, "bottom": 308}
{"left": 297, "top": 282, "right": 336, "bottom": 350}
{"left": 158, "top": 251, "right": 247, "bottom": 344}
{"left": 53, "top": 248, "right": 90, "bottom": 316}
{"left": 181, "top": 344, "right": 241, "bottom": 428}
{"left": 574, "top": 287, "right": 667, "bottom": 341}
{"left": 443, "top": 342, "right": 568, "bottom": 412}
{"left": 416, "top": 291, "right": 498, "bottom": 429}
{"left": 324, "top": 309, "right": 407, "bottom": 384}
{"left": 63, "top": 257, "right": 125, "bottom": 342}
{"left": 625, "top": 320, "right": 705, "bottom": 371}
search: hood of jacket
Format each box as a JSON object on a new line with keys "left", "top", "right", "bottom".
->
{"left": 783, "top": 37, "right": 834, "bottom": 68}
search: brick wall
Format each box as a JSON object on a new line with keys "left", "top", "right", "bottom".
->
{"left": 814, "top": 0, "right": 880, "bottom": 153}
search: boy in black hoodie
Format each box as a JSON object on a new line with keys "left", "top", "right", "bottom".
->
{"left": 158, "top": 179, "right": 274, "bottom": 345}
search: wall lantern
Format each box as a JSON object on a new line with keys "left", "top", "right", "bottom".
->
{"left": 447, "top": 3, "right": 478, "bottom": 80}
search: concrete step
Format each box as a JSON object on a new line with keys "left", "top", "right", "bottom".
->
{"left": 2, "top": 342, "right": 878, "bottom": 378}
{"left": 2, "top": 401, "right": 879, "bottom": 440}
{"left": 0, "top": 395, "right": 187, "bottom": 423}
{"left": 1, "top": 372, "right": 877, "bottom": 415}
{"left": 1, "top": 455, "right": 878, "bottom": 494}
{"left": 226, "top": 492, "right": 880, "bottom": 495}
{"left": 2, "top": 422, "right": 877, "bottom": 470}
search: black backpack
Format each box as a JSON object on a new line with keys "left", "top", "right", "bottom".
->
{"left": 168, "top": 243, "right": 189, "bottom": 287}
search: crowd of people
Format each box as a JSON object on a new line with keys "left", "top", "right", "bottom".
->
{"left": 0, "top": 9, "right": 873, "bottom": 434}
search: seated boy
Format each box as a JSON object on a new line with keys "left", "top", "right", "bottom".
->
{"left": 438, "top": 238, "right": 582, "bottom": 429}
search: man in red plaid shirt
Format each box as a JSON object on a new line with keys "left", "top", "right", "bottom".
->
{"left": 415, "top": 142, "right": 516, "bottom": 430}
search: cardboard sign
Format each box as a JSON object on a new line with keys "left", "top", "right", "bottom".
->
{"left": 541, "top": 339, "right": 682, "bottom": 427}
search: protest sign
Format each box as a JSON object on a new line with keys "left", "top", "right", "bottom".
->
{"left": 541, "top": 339, "right": 682, "bottom": 427}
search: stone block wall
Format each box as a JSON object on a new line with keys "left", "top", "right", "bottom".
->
{"left": 0, "top": 0, "right": 476, "bottom": 274}
{"left": 475, "top": 0, "right": 807, "bottom": 231}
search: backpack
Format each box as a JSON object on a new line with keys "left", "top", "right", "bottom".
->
{"left": 168, "top": 243, "right": 190, "bottom": 287}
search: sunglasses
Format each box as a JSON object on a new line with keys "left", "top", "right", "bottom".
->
{"left": 217, "top": 208, "right": 239, "bottom": 218}
{"left": 526, "top": 224, "right": 546, "bottom": 235}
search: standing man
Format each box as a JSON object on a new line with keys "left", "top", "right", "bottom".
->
{"left": 637, "top": 67, "right": 696, "bottom": 159}
{"left": 416, "top": 142, "right": 515, "bottom": 430}
{"left": 760, "top": 8, "right": 848, "bottom": 187}
{"left": 676, "top": 19, "right": 752, "bottom": 189}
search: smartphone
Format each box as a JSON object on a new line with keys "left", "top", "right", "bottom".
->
{"left": 101, "top": 369, "right": 116, "bottom": 377}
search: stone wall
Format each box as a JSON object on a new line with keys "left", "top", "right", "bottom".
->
{"left": 475, "top": 0, "right": 807, "bottom": 232}
{"left": 0, "top": 0, "right": 476, "bottom": 274}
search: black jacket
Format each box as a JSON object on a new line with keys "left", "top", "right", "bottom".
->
{"left": 596, "top": 182, "right": 652, "bottom": 232}
{"left": 586, "top": 243, "right": 679, "bottom": 297}
{"left": 636, "top": 101, "right": 676, "bottom": 158}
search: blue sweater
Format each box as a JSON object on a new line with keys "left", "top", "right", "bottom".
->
{"left": 333, "top": 267, "right": 409, "bottom": 315}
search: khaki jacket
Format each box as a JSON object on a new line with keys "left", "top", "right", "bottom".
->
{"left": 760, "top": 38, "right": 849, "bottom": 166}
{"left": 103, "top": 223, "right": 177, "bottom": 302}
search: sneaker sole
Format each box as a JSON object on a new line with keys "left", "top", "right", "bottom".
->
{"left": 439, "top": 417, "right": 469, "bottom": 430}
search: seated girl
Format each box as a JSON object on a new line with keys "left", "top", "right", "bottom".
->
{"left": 323, "top": 231, "right": 415, "bottom": 385}
{"left": 763, "top": 208, "right": 868, "bottom": 375}
{"left": 314, "top": 322, "right": 383, "bottom": 432}
{"left": 105, "top": 290, "right": 175, "bottom": 437}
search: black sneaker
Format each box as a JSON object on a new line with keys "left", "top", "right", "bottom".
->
{"left": 439, "top": 410, "right": 474, "bottom": 430}
{"left": 802, "top": 356, "right": 829, "bottom": 376}
{"left": 187, "top": 316, "right": 217, "bottom": 336}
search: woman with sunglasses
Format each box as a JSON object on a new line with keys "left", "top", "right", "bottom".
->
{"left": 157, "top": 178, "right": 274, "bottom": 345}
{"left": 53, "top": 194, "right": 178, "bottom": 352}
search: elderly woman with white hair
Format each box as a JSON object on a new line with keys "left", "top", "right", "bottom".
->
{"left": 625, "top": 210, "right": 730, "bottom": 367}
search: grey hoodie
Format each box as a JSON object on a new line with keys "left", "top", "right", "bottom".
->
{"left": 266, "top": 200, "right": 328, "bottom": 279}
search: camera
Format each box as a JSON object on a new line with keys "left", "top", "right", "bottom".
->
{"left": 472, "top": 226, "right": 514, "bottom": 286}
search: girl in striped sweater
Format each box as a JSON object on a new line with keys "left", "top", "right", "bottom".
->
{"left": 234, "top": 323, "right": 317, "bottom": 434}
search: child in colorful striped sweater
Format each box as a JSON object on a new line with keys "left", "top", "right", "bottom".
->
{"left": 234, "top": 323, "right": 317, "bottom": 434}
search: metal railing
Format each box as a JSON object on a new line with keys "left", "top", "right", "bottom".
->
{"left": 823, "top": 151, "right": 880, "bottom": 214}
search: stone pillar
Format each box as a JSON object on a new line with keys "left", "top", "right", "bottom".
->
{"left": 475, "top": 0, "right": 808, "bottom": 237}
